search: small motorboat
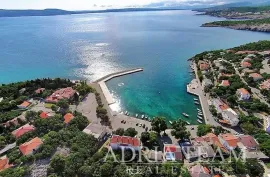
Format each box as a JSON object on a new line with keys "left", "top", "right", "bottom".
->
{"left": 197, "top": 119, "right": 203, "bottom": 124}
{"left": 186, "top": 121, "right": 191, "bottom": 125}
{"left": 194, "top": 101, "right": 200, "bottom": 105}
{"left": 197, "top": 116, "right": 203, "bottom": 120}
{"left": 125, "top": 111, "right": 128, "bottom": 115}
{"left": 182, "top": 113, "right": 189, "bottom": 117}
{"left": 194, "top": 98, "right": 199, "bottom": 101}
{"left": 127, "top": 112, "right": 130, "bottom": 116}
{"left": 136, "top": 114, "right": 138, "bottom": 118}
{"left": 141, "top": 115, "right": 145, "bottom": 119}
{"left": 197, "top": 108, "right": 201, "bottom": 111}
{"left": 169, "top": 121, "right": 173, "bottom": 125}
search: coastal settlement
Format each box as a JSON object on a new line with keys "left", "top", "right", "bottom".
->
{"left": 1, "top": 41, "right": 270, "bottom": 176}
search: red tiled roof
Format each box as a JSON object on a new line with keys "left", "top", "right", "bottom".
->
{"left": 221, "top": 133, "right": 239, "bottom": 148}
{"left": 0, "top": 156, "right": 12, "bottom": 171}
{"left": 164, "top": 145, "right": 177, "bottom": 152}
{"left": 237, "top": 88, "right": 250, "bottom": 95}
{"left": 110, "top": 135, "right": 140, "bottom": 147}
{"left": 35, "top": 88, "right": 45, "bottom": 94}
{"left": 221, "top": 80, "right": 230, "bottom": 87}
{"left": 19, "top": 137, "right": 43, "bottom": 156}
{"left": 12, "top": 124, "right": 35, "bottom": 139}
{"left": 45, "top": 87, "right": 75, "bottom": 103}
{"left": 64, "top": 113, "right": 74, "bottom": 124}
{"left": 19, "top": 101, "right": 31, "bottom": 108}
{"left": 249, "top": 73, "right": 263, "bottom": 79}
{"left": 239, "top": 135, "right": 258, "bottom": 149}
{"left": 40, "top": 112, "right": 48, "bottom": 119}
{"left": 200, "top": 63, "right": 209, "bottom": 70}
{"left": 241, "top": 61, "right": 252, "bottom": 68}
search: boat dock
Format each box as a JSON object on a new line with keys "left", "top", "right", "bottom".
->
{"left": 96, "top": 68, "right": 143, "bottom": 105}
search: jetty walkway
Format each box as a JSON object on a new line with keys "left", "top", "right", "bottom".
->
{"left": 95, "top": 68, "right": 143, "bottom": 105}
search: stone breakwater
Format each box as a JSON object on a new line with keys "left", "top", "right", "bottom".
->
{"left": 95, "top": 68, "right": 143, "bottom": 105}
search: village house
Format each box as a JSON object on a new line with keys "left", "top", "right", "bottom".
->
{"left": 212, "top": 98, "right": 239, "bottom": 126}
{"left": 237, "top": 135, "right": 258, "bottom": 151}
{"left": 202, "top": 78, "right": 213, "bottom": 88}
{"left": 195, "top": 133, "right": 228, "bottom": 153}
{"left": 1, "top": 114, "right": 26, "bottom": 128}
{"left": 241, "top": 61, "right": 252, "bottom": 68}
{"left": 199, "top": 62, "right": 210, "bottom": 71}
{"left": 12, "top": 124, "right": 35, "bottom": 139}
{"left": 64, "top": 113, "right": 74, "bottom": 124}
{"left": 249, "top": 73, "right": 264, "bottom": 82}
{"left": 236, "top": 88, "right": 251, "bottom": 101}
{"left": 181, "top": 142, "right": 199, "bottom": 162}
{"left": 45, "top": 87, "right": 75, "bottom": 103}
{"left": 17, "top": 101, "right": 31, "bottom": 109}
{"left": 83, "top": 123, "right": 107, "bottom": 141}
{"left": 219, "top": 133, "right": 239, "bottom": 151}
{"left": 242, "top": 57, "right": 252, "bottom": 62}
{"left": 35, "top": 88, "right": 45, "bottom": 94}
{"left": 188, "top": 164, "right": 211, "bottom": 177}
{"left": 220, "top": 80, "right": 230, "bottom": 87}
{"left": 110, "top": 135, "right": 140, "bottom": 151}
{"left": 0, "top": 156, "right": 12, "bottom": 172}
{"left": 19, "top": 137, "right": 43, "bottom": 156}
{"left": 163, "top": 144, "right": 183, "bottom": 162}
{"left": 260, "top": 79, "right": 270, "bottom": 90}
{"left": 147, "top": 150, "right": 163, "bottom": 162}
{"left": 39, "top": 112, "right": 49, "bottom": 119}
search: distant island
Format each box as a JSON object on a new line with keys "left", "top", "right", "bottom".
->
{"left": 200, "top": 6, "right": 270, "bottom": 32}
{"left": 0, "top": 8, "right": 183, "bottom": 18}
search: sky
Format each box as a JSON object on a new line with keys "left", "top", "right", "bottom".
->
{"left": 0, "top": 0, "right": 246, "bottom": 10}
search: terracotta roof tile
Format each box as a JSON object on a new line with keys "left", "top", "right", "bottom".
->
{"left": 19, "top": 137, "right": 43, "bottom": 156}
{"left": 12, "top": 124, "right": 35, "bottom": 139}
{"left": 40, "top": 112, "right": 49, "bottom": 119}
{"left": 64, "top": 113, "right": 74, "bottom": 124}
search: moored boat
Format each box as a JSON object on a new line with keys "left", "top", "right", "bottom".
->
{"left": 194, "top": 101, "right": 200, "bottom": 105}
{"left": 197, "top": 119, "right": 203, "bottom": 124}
{"left": 194, "top": 98, "right": 199, "bottom": 101}
{"left": 125, "top": 111, "right": 128, "bottom": 115}
{"left": 197, "top": 108, "right": 201, "bottom": 111}
{"left": 169, "top": 121, "right": 173, "bottom": 125}
{"left": 141, "top": 115, "right": 145, "bottom": 119}
{"left": 186, "top": 121, "right": 191, "bottom": 125}
{"left": 182, "top": 113, "right": 189, "bottom": 117}
{"left": 197, "top": 116, "right": 203, "bottom": 120}
{"left": 136, "top": 114, "right": 138, "bottom": 118}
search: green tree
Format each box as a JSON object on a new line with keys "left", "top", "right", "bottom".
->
{"left": 124, "top": 128, "right": 138, "bottom": 137}
{"left": 197, "top": 124, "right": 212, "bottom": 136}
{"left": 57, "top": 99, "right": 69, "bottom": 110}
{"left": 246, "top": 159, "right": 265, "bottom": 177}
{"left": 151, "top": 117, "right": 167, "bottom": 135}
{"left": 171, "top": 120, "right": 190, "bottom": 141}
{"left": 49, "top": 154, "right": 66, "bottom": 176}
{"left": 114, "top": 128, "right": 125, "bottom": 136}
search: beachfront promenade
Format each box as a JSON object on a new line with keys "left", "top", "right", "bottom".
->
{"left": 95, "top": 68, "right": 143, "bottom": 105}
{"left": 187, "top": 63, "right": 218, "bottom": 126}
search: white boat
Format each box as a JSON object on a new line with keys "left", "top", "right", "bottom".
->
{"left": 125, "top": 111, "right": 128, "bottom": 115}
{"left": 136, "top": 114, "right": 138, "bottom": 118}
{"left": 197, "top": 116, "right": 203, "bottom": 120}
{"left": 197, "top": 119, "right": 203, "bottom": 124}
{"left": 169, "top": 121, "right": 173, "bottom": 125}
{"left": 141, "top": 115, "right": 145, "bottom": 119}
{"left": 145, "top": 116, "right": 148, "bottom": 119}
{"left": 182, "top": 113, "right": 189, "bottom": 117}
{"left": 194, "top": 101, "right": 200, "bottom": 105}
{"left": 186, "top": 121, "right": 191, "bottom": 125}
{"left": 194, "top": 98, "right": 199, "bottom": 101}
{"left": 197, "top": 108, "right": 201, "bottom": 111}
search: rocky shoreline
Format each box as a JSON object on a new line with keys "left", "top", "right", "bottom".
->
{"left": 202, "top": 23, "right": 270, "bottom": 33}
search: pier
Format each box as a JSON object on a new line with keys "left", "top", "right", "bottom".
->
{"left": 96, "top": 68, "right": 143, "bottom": 105}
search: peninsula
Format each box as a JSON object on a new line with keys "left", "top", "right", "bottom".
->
{"left": 200, "top": 6, "right": 270, "bottom": 32}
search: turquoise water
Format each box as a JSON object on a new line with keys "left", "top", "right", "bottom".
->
{"left": 1, "top": 10, "right": 270, "bottom": 124}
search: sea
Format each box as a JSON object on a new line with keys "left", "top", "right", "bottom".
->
{"left": 1, "top": 10, "right": 270, "bottom": 124}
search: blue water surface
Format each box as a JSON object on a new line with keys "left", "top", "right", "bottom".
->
{"left": 1, "top": 10, "right": 270, "bottom": 123}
